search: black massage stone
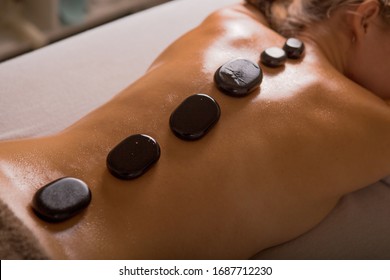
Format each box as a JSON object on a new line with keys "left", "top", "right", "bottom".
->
{"left": 107, "top": 134, "right": 160, "bottom": 180}
{"left": 32, "top": 177, "right": 91, "bottom": 222}
{"left": 261, "top": 47, "right": 287, "bottom": 67}
{"left": 214, "top": 58, "right": 263, "bottom": 97}
{"left": 170, "top": 94, "right": 221, "bottom": 141}
{"left": 283, "top": 38, "right": 305, "bottom": 59}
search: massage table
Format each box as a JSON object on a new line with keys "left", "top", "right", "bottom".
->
{"left": 0, "top": 0, "right": 389, "bottom": 259}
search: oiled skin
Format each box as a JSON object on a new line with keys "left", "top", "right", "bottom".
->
{"left": 1, "top": 4, "right": 390, "bottom": 259}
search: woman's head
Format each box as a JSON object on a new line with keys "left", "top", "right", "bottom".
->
{"left": 247, "top": 0, "right": 390, "bottom": 98}
{"left": 246, "top": 0, "right": 390, "bottom": 36}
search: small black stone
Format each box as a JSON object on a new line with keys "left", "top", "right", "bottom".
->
{"left": 170, "top": 94, "right": 221, "bottom": 141}
{"left": 107, "top": 134, "right": 160, "bottom": 180}
{"left": 32, "top": 177, "right": 91, "bottom": 222}
{"left": 260, "top": 47, "right": 287, "bottom": 67}
{"left": 214, "top": 58, "right": 263, "bottom": 97}
{"left": 283, "top": 38, "right": 305, "bottom": 59}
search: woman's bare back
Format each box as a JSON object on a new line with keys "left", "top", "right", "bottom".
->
{"left": 1, "top": 4, "right": 390, "bottom": 259}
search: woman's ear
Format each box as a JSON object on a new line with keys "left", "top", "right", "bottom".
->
{"left": 349, "top": 0, "right": 380, "bottom": 41}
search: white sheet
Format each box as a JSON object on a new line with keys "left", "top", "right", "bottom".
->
{"left": 1, "top": 0, "right": 389, "bottom": 259}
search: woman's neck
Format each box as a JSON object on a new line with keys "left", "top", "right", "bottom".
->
{"left": 297, "top": 9, "right": 352, "bottom": 75}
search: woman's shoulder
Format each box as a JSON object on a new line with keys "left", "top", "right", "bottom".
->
{"left": 201, "top": 3, "right": 271, "bottom": 31}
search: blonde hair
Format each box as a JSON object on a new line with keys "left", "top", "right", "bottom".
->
{"left": 246, "top": 0, "right": 390, "bottom": 36}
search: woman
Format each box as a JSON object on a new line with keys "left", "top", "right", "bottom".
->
{"left": 1, "top": 0, "right": 390, "bottom": 259}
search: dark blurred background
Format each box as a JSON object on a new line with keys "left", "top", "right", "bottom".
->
{"left": 0, "top": 0, "right": 173, "bottom": 62}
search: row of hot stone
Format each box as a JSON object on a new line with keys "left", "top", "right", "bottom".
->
{"left": 31, "top": 38, "right": 305, "bottom": 223}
